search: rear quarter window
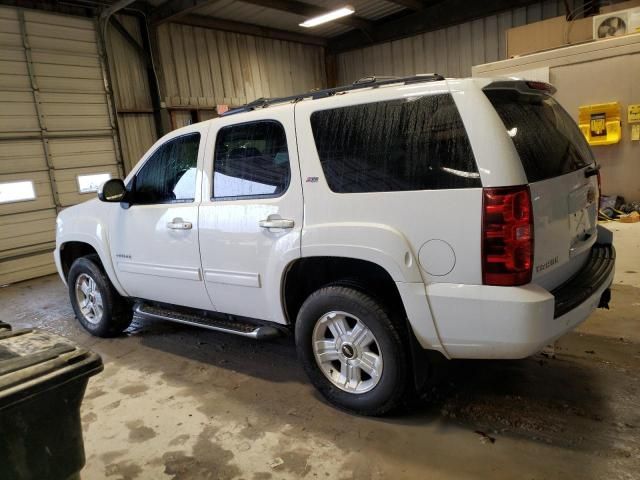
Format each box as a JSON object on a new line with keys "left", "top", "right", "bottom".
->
{"left": 485, "top": 89, "right": 593, "bottom": 183}
{"left": 310, "top": 94, "right": 481, "bottom": 193}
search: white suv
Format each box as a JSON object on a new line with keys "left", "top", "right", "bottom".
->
{"left": 54, "top": 75, "right": 615, "bottom": 415}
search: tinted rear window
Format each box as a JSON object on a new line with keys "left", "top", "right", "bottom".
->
{"left": 310, "top": 94, "right": 481, "bottom": 193}
{"left": 485, "top": 89, "right": 593, "bottom": 183}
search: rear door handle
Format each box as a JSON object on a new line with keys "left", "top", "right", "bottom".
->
{"left": 167, "top": 218, "right": 192, "bottom": 230}
{"left": 259, "top": 218, "right": 294, "bottom": 229}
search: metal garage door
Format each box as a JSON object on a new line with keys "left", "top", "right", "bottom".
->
{"left": 0, "top": 6, "right": 122, "bottom": 285}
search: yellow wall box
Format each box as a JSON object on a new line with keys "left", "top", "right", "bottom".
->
{"left": 628, "top": 104, "right": 640, "bottom": 123}
{"left": 578, "top": 102, "right": 622, "bottom": 146}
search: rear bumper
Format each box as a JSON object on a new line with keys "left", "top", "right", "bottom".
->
{"left": 425, "top": 243, "right": 615, "bottom": 359}
{"left": 552, "top": 244, "right": 615, "bottom": 317}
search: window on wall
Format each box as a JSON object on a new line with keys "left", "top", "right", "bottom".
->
{"left": 77, "top": 173, "right": 111, "bottom": 193}
{"left": 133, "top": 133, "right": 200, "bottom": 204}
{"left": 213, "top": 121, "right": 290, "bottom": 199}
{"left": 310, "top": 94, "right": 481, "bottom": 193}
{"left": 0, "top": 180, "right": 36, "bottom": 204}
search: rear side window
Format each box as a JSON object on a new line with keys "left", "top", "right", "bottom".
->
{"left": 310, "top": 94, "right": 480, "bottom": 193}
{"left": 213, "top": 120, "right": 290, "bottom": 199}
{"left": 485, "top": 89, "right": 593, "bottom": 183}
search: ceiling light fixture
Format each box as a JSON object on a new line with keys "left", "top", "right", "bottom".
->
{"left": 299, "top": 6, "right": 355, "bottom": 28}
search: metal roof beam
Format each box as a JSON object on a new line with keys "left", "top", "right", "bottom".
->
{"left": 328, "top": 0, "right": 542, "bottom": 53}
{"left": 173, "top": 13, "right": 327, "bottom": 46}
{"left": 151, "top": 0, "right": 220, "bottom": 24}
{"left": 109, "top": 16, "right": 146, "bottom": 60}
{"left": 384, "top": 0, "right": 427, "bottom": 11}
{"left": 240, "top": 0, "right": 374, "bottom": 33}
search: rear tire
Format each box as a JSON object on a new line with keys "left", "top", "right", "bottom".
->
{"left": 68, "top": 255, "right": 132, "bottom": 337}
{"left": 295, "top": 286, "right": 408, "bottom": 416}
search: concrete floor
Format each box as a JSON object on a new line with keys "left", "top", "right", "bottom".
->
{"left": 1, "top": 223, "right": 639, "bottom": 480}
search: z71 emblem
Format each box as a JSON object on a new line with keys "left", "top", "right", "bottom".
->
{"left": 306, "top": 177, "right": 319, "bottom": 183}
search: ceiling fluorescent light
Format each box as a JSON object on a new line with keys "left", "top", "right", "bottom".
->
{"left": 300, "top": 6, "right": 354, "bottom": 28}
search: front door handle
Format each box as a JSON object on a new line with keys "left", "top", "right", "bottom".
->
{"left": 167, "top": 218, "right": 192, "bottom": 230}
{"left": 259, "top": 218, "right": 294, "bottom": 229}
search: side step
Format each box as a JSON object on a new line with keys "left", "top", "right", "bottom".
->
{"left": 134, "top": 303, "right": 281, "bottom": 340}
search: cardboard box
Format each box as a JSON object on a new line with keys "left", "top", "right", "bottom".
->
{"left": 507, "top": 15, "right": 593, "bottom": 57}
{"left": 600, "top": 0, "right": 640, "bottom": 14}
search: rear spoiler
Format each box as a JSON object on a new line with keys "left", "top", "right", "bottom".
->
{"left": 483, "top": 80, "right": 557, "bottom": 96}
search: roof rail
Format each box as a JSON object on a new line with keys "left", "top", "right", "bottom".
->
{"left": 221, "top": 73, "right": 445, "bottom": 117}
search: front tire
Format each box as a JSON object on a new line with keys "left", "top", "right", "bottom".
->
{"left": 295, "top": 286, "right": 408, "bottom": 416}
{"left": 68, "top": 255, "right": 132, "bottom": 337}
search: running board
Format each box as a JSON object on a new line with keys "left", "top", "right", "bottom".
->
{"left": 133, "top": 303, "right": 281, "bottom": 340}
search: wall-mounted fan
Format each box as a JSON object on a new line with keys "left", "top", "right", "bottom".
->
{"left": 593, "top": 9, "right": 640, "bottom": 40}
{"left": 596, "top": 16, "right": 627, "bottom": 38}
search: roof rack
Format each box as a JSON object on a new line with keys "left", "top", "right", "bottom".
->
{"left": 221, "top": 73, "right": 445, "bottom": 117}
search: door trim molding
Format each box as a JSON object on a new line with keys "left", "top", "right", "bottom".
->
{"left": 204, "top": 269, "right": 261, "bottom": 288}
{"left": 118, "top": 262, "right": 202, "bottom": 281}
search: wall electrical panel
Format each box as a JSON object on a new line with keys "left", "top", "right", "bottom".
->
{"left": 578, "top": 102, "right": 622, "bottom": 146}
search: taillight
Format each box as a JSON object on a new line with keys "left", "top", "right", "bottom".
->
{"left": 482, "top": 186, "right": 534, "bottom": 286}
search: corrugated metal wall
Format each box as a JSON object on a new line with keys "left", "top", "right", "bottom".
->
{"left": 336, "top": 0, "right": 577, "bottom": 83}
{"left": 156, "top": 22, "right": 326, "bottom": 108}
{"left": 106, "top": 14, "right": 158, "bottom": 173}
{"left": 0, "top": 6, "right": 121, "bottom": 284}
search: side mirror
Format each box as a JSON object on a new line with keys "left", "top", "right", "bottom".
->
{"left": 98, "top": 178, "right": 127, "bottom": 203}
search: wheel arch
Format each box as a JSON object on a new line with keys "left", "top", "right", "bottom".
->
{"left": 58, "top": 235, "right": 127, "bottom": 296}
{"left": 300, "top": 223, "right": 424, "bottom": 284}
{"left": 281, "top": 256, "right": 407, "bottom": 326}
{"left": 59, "top": 241, "right": 98, "bottom": 279}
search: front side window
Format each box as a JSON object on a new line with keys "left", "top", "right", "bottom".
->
{"left": 310, "top": 94, "right": 480, "bottom": 193}
{"left": 134, "top": 133, "right": 200, "bottom": 204}
{"left": 213, "top": 121, "right": 290, "bottom": 199}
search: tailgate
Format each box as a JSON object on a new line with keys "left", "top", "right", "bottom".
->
{"left": 484, "top": 83, "right": 599, "bottom": 290}
{"left": 529, "top": 170, "right": 599, "bottom": 290}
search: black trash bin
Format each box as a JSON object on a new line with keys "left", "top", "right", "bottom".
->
{"left": 0, "top": 323, "right": 103, "bottom": 480}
